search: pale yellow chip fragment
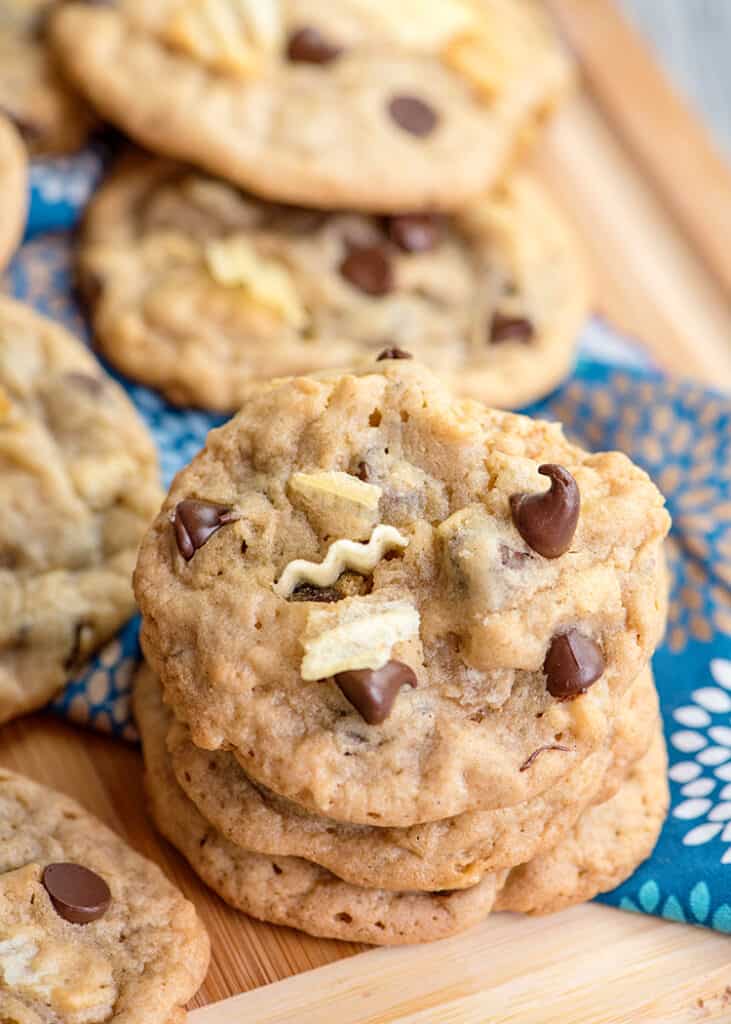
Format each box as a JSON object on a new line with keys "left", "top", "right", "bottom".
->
{"left": 342, "top": 0, "right": 478, "bottom": 50}
{"left": 205, "top": 237, "right": 308, "bottom": 329}
{"left": 274, "top": 524, "right": 409, "bottom": 598}
{"left": 290, "top": 471, "right": 381, "bottom": 511}
{"left": 301, "top": 598, "right": 420, "bottom": 680}
{"left": 289, "top": 471, "right": 382, "bottom": 540}
{"left": 164, "top": 0, "right": 282, "bottom": 78}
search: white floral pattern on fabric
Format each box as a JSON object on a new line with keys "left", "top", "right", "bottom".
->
{"left": 670, "top": 659, "right": 731, "bottom": 864}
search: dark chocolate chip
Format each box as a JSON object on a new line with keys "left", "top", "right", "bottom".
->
{"left": 510, "top": 465, "right": 580, "bottom": 559}
{"left": 291, "top": 583, "right": 343, "bottom": 603}
{"left": 376, "top": 347, "right": 413, "bottom": 361}
{"left": 388, "top": 214, "right": 443, "bottom": 253}
{"left": 543, "top": 630, "right": 605, "bottom": 700}
{"left": 63, "top": 621, "right": 92, "bottom": 671}
{"left": 173, "top": 499, "right": 238, "bottom": 561}
{"left": 334, "top": 660, "right": 417, "bottom": 725}
{"left": 356, "top": 461, "right": 369, "bottom": 481}
{"left": 387, "top": 95, "right": 438, "bottom": 137}
{"left": 42, "top": 863, "right": 111, "bottom": 925}
{"left": 64, "top": 372, "right": 105, "bottom": 396}
{"left": 489, "top": 314, "right": 535, "bottom": 345}
{"left": 340, "top": 244, "right": 394, "bottom": 296}
{"left": 287, "top": 26, "right": 342, "bottom": 64}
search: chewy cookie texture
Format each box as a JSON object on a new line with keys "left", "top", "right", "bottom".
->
{"left": 0, "top": 768, "right": 209, "bottom": 1023}
{"left": 0, "top": 298, "right": 163, "bottom": 725}
{"left": 50, "top": 0, "right": 571, "bottom": 212}
{"left": 135, "top": 358, "right": 670, "bottom": 827}
{"left": 78, "top": 152, "right": 588, "bottom": 412}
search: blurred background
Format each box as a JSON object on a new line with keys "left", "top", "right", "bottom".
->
{"left": 619, "top": 0, "right": 731, "bottom": 160}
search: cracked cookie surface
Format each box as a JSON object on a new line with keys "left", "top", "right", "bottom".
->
{"left": 0, "top": 768, "right": 209, "bottom": 1023}
{"left": 0, "top": 298, "right": 163, "bottom": 724}
{"left": 51, "top": 0, "right": 570, "bottom": 211}
{"left": 0, "top": 115, "right": 26, "bottom": 274}
{"left": 134, "top": 360, "right": 669, "bottom": 826}
{"left": 0, "top": 1, "right": 95, "bottom": 155}
{"left": 139, "top": 662, "right": 658, "bottom": 891}
{"left": 79, "top": 152, "right": 588, "bottom": 412}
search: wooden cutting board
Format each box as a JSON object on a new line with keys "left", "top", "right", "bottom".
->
{"left": 2, "top": 2, "right": 731, "bottom": 1020}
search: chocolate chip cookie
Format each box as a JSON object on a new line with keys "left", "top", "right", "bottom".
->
{"left": 0, "top": 767, "right": 209, "bottom": 1022}
{"left": 0, "top": 114, "right": 26, "bottom": 272}
{"left": 134, "top": 672, "right": 504, "bottom": 946}
{"left": 0, "top": 1, "right": 96, "bottom": 155}
{"left": 134, "top": 359, "right": 670, "bottom": 826}
{"left": 138, "top": 661, "right": 659, "bottom": 892}
{"left": 79, "top": 151, "right": 588, "bottom": 411}
{"left": 496, "top": 727, "right": 669, "bottom": 915}
{"left": 51, "top": 0, "right": 571, "bottom": 211}
{"left": 0, "top": 298, "right": 163, "bottom": 724}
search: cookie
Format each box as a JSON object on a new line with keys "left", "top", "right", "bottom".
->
{"left": 0, "top": 767, "right": 209, "bottom": 1022}
{"left": 0, "top": 114, "right": 27, "bottom": 273}
{"left": 134, "top": 674, "right": 504, "bottom": 947}
{"left": 0, "top": 297, "right": 163, "bottom": 724}
{"left": 496, "top": 727, "right": 669, "bottom": 914}
{"left": 0, "top": 1, "right": 96, "bottom": 155}
{"left": 134, "top": 359, "right": 670, "bottom": 826}
{"left": 79, "top": 151, "right": 588, "bottom": 411}
{"left": 51, "top": 0, "right": 570, "bottom": 212}
{"left": 138, "top": 662, "right": 658, "bottom": 892}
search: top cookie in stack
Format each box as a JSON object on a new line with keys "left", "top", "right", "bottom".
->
{"left": 135, "top": 357, "right": 669, "bottom": 826}
{"left": 51, "top": 0, "right": 570, "bottom": 211}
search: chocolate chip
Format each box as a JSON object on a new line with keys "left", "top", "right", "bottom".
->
{"left": 287, "top": 26, "right": 342, "bottom": 64}
{"left": 64, "top": 372, "right": 105, "bottom": 396}
{"left": 340, "top": 244, "right": 394, "bottom": 296}
{"left": 334, "top": 660, "right": 417, "bottom": 725}
{"left": 509, "top": 465, "right": 580, "bottom": 559}
{"left": 63, "top": 621, "right": 92, "bottom": 671}
{"left": 543, "top": 630, "right": 605, "bottom": 700}
{"left": 291, "top": 583, "right": 343, "bottom": 603}
{"left": 376, "top": 347, "right": 412, "bottom": 361}
{"left": 42, "top": 863, "right": 111, "bottom": 925}
{"left": 356, "top": 461, "right": 369, "bottom": 481}
{"left": 173, "top": 499, "right": 238, "bottom": 561}
{"left": 489, "top": 314, "right": 535, "bottom": 345}
{"left": 387, "top": 95, "right": 438, "bottom": 137}
{"left": 388, "top": 214, "right": 443, "bottom": 253}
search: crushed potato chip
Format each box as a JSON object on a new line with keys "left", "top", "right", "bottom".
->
{"left": 343, "top": 0, "right": 478, "bottom": 50}
{"left": 301, "top": 598, "right": 420, "bottom": 680}
{"left": 274, "top": 524, "right": 408, "bottom": 598}
{"left": 164, "top": 0, "right": 281, "bottom": 78}
{"left": 205, "top": 236, "right": 308, "bottom": 329}
{"left": 289, "top": 471, "right": 382, "bottom": 540}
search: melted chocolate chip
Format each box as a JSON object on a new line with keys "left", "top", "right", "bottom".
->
{"left": 388, "top": 214, "right": 443, "bottom": 253}
{"left": 376, "top": 347, "right": 412, "bottom": 361}
{"left": 388, "top": 95, "right": 438, "bottom": 137}
{"left": 42, "top": 863, "right": 111, "bottom": 925}
{"left": 498, "top": 544, "right": 533, "bottom": 570}
{"left": 356, "top": 461, "right": 369, "bottom": 481}
{"left": 519, "top": 743, "right": 571, "bottom": 772}
{"left": 64, "top": 371, "right": 105, "bottom": 396}
{"left": 334, "top": 660, "right": 417, "bottom": 725}
{"left": 489, "top": 314, "right": 535, "bottom": 345}
{"left": 509, "top": 465, "right": 580, "bottom": 559}
{"left": 291, "top": 583, "right": 343, "bottom": 603}
{"left": 543, "top": 630, "right": 605, "bottom": 700}
{"left": 173, "top": 499, "right": 238, "bottom": 561}
{"left": 287, "top": 26, "right": 342, "bottom": 64}
{"left": 340, "top": 244, "right": 394, "bottom": 296}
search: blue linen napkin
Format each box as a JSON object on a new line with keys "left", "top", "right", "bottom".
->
{"left": 4, "top": 158, "right": 731, "bottom": 933}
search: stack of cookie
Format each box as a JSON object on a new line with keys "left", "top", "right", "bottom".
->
{"left": 42, "top": 0, "right": 590, "bottom": 413}
{"left": 133, "top": 358, "right": 671, "bottom": 944}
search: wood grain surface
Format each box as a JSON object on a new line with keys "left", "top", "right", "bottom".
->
{"left": 1, "top": 2, "right": 731, "bottom": 1021}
